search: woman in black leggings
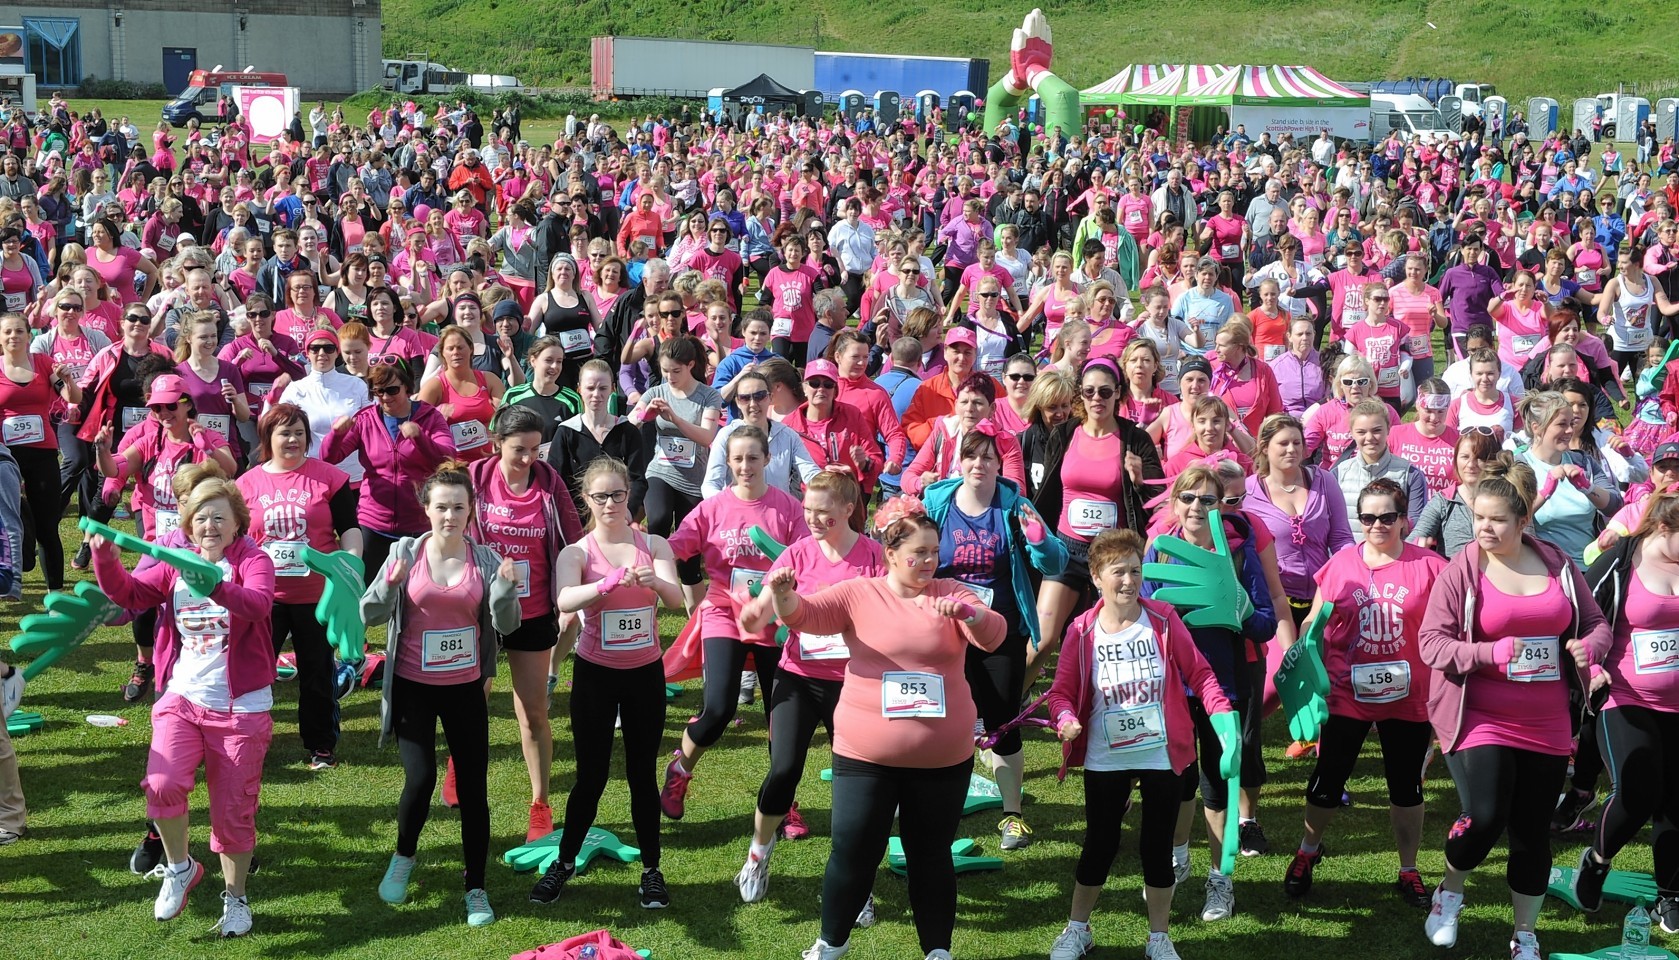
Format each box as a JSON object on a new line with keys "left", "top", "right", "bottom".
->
{"left": 1417, "top": 465, "right": 1612, "bottom": 958}
{"left": 1281, "top": 480, "right": 1445, "bottom": 906}
{"left": 1575, "top": 490, "right": 1679, "bottom": 927}
{"left": 1044, "top": 529, "right": 1233, "bottom": 960}
{"left": 528, "top": 456, "right": 684, "bottom": 909}
{"left": 361, "top": 462, "right": 520, "bottom": 928}
{"left": 0, "top": 309, "right": 79, "bottom": 590}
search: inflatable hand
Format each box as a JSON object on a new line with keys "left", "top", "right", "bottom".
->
{"left": 1142, "top": 510, "right": 1241, "bottom": 630}
{"left": 502, "top": 826, "right": 641, "bottom": 875}
{"left": 1273, "top": 602, "right": 1332, "bottom": 743}
{"left": 1007, "top": 9, "right": 1053, "bottom": 93}
{"left": 889, "top": 836, "right": 1002, "bottom": 876}
{"left": 79, "top": 518, "right": 225, "bottom": 598}
{"left": 302, "top": 547, "right": 367, "bottom": 665}
{"left": 5, "top": 709, "right": 42, "bottom": 736}
{"left": 1547, "top": 865, "right": 1658, "bottom": 910}
{"left": 10, "top": 582, "right": 124, "bottom": 680}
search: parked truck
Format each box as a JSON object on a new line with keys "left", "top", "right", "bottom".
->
{"left": 1369, "top": 77, "right": 1495, "bottom": 117}
{"left": 1369, "top": 93, "right": 1462, "bottom": 143}
{"left": 591, "top": 37, "right": 815, "bottom": 99}
{"left": 381, "top": 58, "right": 521, "bottom": 96}
{"left": 813, "top": 52, "right": 987, "bottom": 104}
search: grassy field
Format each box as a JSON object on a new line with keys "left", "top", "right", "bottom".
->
{"left": 381, "top": 0, "right": 1679, "bottom": 105}
{"left": 0, "top": 514, "right": 1668, "bottom": 960}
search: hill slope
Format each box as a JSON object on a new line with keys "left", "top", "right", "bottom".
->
{"left": 381, "top": 0, "right": 1679, "bottom": 104}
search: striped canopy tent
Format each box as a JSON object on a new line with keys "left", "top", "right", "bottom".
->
{"left": 1186, "top": 64, "right": 1368, "bottom": 107}
{"left": 1123, "top": 64, "right": 1232, "bottom": 106}
{"left": 1080, "top": 64, "right": 1173, "bottom": 105}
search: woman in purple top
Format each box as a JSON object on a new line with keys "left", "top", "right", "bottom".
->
{"left": 936, "top": 197, "right": 993, "bottom": 305}
{"left": 1243, "top": 414, "right": 1354, "bottom": 626}
{"left": 1268, "top": 318, "right": 1327, "bottom": 418}
{"left": 1437, "top": 234, "right": 1506, "bottom": 359}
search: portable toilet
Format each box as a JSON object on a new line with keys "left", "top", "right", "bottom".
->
{"left": 1438, "top": 95, "right": 1464, "bottom": 133}
{"left": 707, "top": 88, "right": 726, "bottom": 124}
{"left": 840, "top": 90, "right": 867, "bottom": 123}
{"left": 1484, "top": 95, "right": 1508, "bottom": 135}
{"left": 1571, "top": 98, "right": 1599, "bottom": 138}
{"left": 1024, "top": 94, "right": 1044, "bottom": 127}
{"left": 1528, "top": 97, "right": 1559, "bottom": 139}
{"left": 915, "top": 90, "right": 940, "bottom": 124}
{"left": 873, "top": 90, "right": 901, "bottom": 128}
{"left": 1614, "top": 97, "right": 1651, "bottom": 141}
{"left": 1659, "top": 99, "right": 1679, "bottom": 143}
{"left": 947, "top": 90, "right": 976, "bottom": 132}
{"left": 800, "top": 89, "right": 823, "bottom": 118}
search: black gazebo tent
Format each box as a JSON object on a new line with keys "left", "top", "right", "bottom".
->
{"left": 722, "top": 73, "right": 808, "bottom": 115}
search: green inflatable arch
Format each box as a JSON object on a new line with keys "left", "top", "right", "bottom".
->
{"left": 984, "top": 73, "right": 1080, "bottom": 145}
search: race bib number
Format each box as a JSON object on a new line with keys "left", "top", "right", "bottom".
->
{"left": 1351, "top": 660, "right": 1412, "bottom": 703}
{"left": 1220, "top": 243, "right": 1241, "bottom": 259}
{"left": 421, "top": 625, "right": 478, "bottom": 672}
{"left": 797, "top": 631, "right": 850, "bottom": 661}
{"left": 770, "top": 315, "right": 794, "bottom": 339}
{"left": 451, "top": 419, "right": 489, "bottom": 451}
{"left": 263, "top": 539, "right": 307, "bottom": 577}
{"left": 1263, "top": 343, "right": 1285, "bottom": 361}
{"left": 881, "top": 670, "right": 946, "bottom": 718}
{"left": 1343, "top": 308, "right": 1366, "bottom": 327}
{"left": 1576, "top": 269, "right": 1598, "bottom": 286}
{"left": 249, "top": 381, "right": 275, "bottom": 398}
{"left": 1631, "top": 629, "right": 1679, "bottom": 676}
{"left": 730, "top": 567, "right": 765, "bottom": 600}
{"left": 1125, "top": 209, "right": 1144, "bottom": 226}
{"left": 1305, "top": 253, "right": 1325, "bottom": 270}
{"left": 197, "top": 413, "right": 232, "bottom": 437}
{"left": 637, "top": 234, "right": 656, "bottom": 249}
{"left": 1507, "top": 636, "right": 1560, "bottom": 682}
{"left": 156, "top": 233, "right": 176, "bottom": 252}
{"left": 122, "top": 406, "right": 148, "bottom": 432}
{"left": 559, "top": 327, "right": 591, "bottom": 353}
{"left": 155, "top": 509, "right": 181, "bottom": 538}
{"left": 1030, "top": 463, "right": 1045, "bottom": 488}
{"left": 537, "top": 441, "right": 551, "bottom": 463}
{"left": 511, "top": 559, "right": 531, "bottom": 598}
{"left": 1159, "top": 355, "right": 1179, "bottom": 378}
{"left": 1102, "top": 703, "right": 1167, "bottom": 753}
{"left": 0, "top": 414, "right": 45, "bottom": 446}
{"left": 656, "top": 435, "right": 697, "bottom": 469}
{"left": 1510, "top": 333, "right": 1542, "bottom": 358}
{"left": 601, "top": 605, "right": 656, "bottom": 650}
{"left": 1, "top": 291, "right": 24, "bottom": 312}
{"left": 958, "top": 581, "right": 994, "bottom": 608}
{"left": 1407, "top": 334, "right": 1431, "bottom": 357}
{"left": 1067, "top": 498, "right": 1119, "bottom": 538}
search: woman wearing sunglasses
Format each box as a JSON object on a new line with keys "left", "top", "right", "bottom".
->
{"left": 1281, "top": 478, "right": 1447, "bottom": 906}
{"left": 1341, "top": 282, "right": 1414, "bottom": 411}
{"left": 221, "top": 293, "right": 305, "bottom": 407}
{"left": 34, "top": 290, "right": 110, "bottom": 550}
{"left": 782, "top": 359, "right": 883, "bottom": 493}
{"left": 1330, "top": 399, "right": 1430, "bottom": 542}
{"left": 1304, "top": 354, "right": 1398, "bottom": 465}
{"left": 871, "top": 252, "right": 936, "bottom": 344}
{"left": 989, "top": 354, "right": 1040, "bottom": 436}
{"left": 274, "top": 329, "right": 371, "bottom": 485}
{"left": 1141, "top": 466, "right": 1277, "bottom": 925}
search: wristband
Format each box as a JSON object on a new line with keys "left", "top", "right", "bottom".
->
{"left": 596, "top": 567, "right": 626, "bottom": 596}
{"left": 1055, "top": 709, "right": 1077, "bottom": 731}
{"left": 948, "top": 600, "right": 977, "bottom": 621}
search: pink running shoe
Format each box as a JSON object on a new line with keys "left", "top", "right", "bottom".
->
{"left": 779, "top": 803, "right": 810, "bottom": 840}
{"left": 660, "top": 753, "right": 692, "bottom": 820}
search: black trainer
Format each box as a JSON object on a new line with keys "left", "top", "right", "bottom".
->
{"left": 129, "top": 824, "right": 163, "bottom": 875}
{"left": 1654, "top": 896, "right": 1679, "bottom": 934}
{"left": 308, "top": 751, "right": 338, "bottom": 771}
{"left": 1551, "top": 788, "right": 1597, "bottom": 833}
{"left": 1570, "top": 846, "right": 1610, "bottom": 913}
{"left": 1396, "top": 869, "right": 1430, "bottom": 907}
{"left": 122, "top": 661, "right": 154, "bottom": 703}
{"left": 529, "top": 860, "right": 575, "bottom": 904}
{"left": 1282, "top": 847, "right": 1323, "bottom": 898}
{"left": 71, "top": 541, "right": 91, "bottom": 570}
{"left": 638, "top": 867, "right": 670, "bottom": 909}
{"left": 1239, "top": 820, "right": 1270, "bottom": 856}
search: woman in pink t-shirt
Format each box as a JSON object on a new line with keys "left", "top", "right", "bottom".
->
{"left": 659, "top": 425, "right": 805, "bottom": 817}
{"left": 361, "top": 462, "right": 521, "bottom": 926}
{"left": 525, "top": 456, "right": 684, "bottom": 908}
{"left": 1416, "top": 467, "right": 1612, "bottom": 955}
{"left": 1490, "top": 271, "right": 1553, "bottom": 371}
{"left": 1284, "top": 479, "right": 1447, "bottom": 904}
{"left": 765, "top": 499, "right": 1007, "bottom": 960}
{"left": 764, "top": 234, "right": 820, "bottom": 365}
{"left": 733, "top": 471, "right": 887, "bottom": 901}
{"left": 234, "top": 404, "right": 359, "bottom": 769}
{"left": 86, "top": 216, "right": 159, "bottom": 306}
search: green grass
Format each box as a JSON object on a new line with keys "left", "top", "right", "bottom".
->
{"left": 0, "top": 517, "right": 1668, "bottom": 959}
{"left": 381, "top": 0, "right": 1679, "bottom": 105}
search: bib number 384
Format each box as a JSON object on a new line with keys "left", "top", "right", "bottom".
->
{"left": 881, "top": 671, "right": 945, "bottom": 718}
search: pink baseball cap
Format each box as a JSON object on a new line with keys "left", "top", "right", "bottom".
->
{"left": 803, "top": 359, "right": 841, "bottom": 383}
{"left": 944, "top": 328, "right": 978, "bottom": 349}
{"left": 147, "top": 374, "right": 187, "bottom": 405}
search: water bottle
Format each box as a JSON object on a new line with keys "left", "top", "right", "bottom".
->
{"left": 578, "top": 946, "right": 598, "bottom": 960}
{"left": 1622, "top": 898, "right": 1651, "bottom": 959}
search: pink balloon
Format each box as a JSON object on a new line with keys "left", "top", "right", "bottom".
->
{"left": 413, "top": 204, "right": 432, "bottom": 221}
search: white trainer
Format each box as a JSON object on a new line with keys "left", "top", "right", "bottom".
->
{"left": 1049, "top": 922, "right": 1094, "bottom": 959}
{"left": 1425, "top": 885, "right": 1464, "bottom": 947}
{"left": 925, "top": 952, "right": 954, "bottom": 960}
{"left": 1509, "top": 931, "right": 1541, "bottom": 960}
{"left": 217, "top": 891, "right": 252, "bottom": 938}
{"left": 1200, "top": 873, "right": 1234, "bottom": 922}
{"left": 154, "top": 858, "right": 204, "bottom": 921}
{"left": 1145, "top": 932, "right": 1182, "bottom": 960}
{"left": 855, "top": 892, "right": 877, "bottom": 928}
{"left": 736, "top": 850, "right": 771, "bottom": 903}
{"left": 800, "top": 939, "right": 849, "bottom": 960}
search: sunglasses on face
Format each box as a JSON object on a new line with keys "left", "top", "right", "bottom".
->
{"left": 1341, "top": 377, "right": 1371, "bottom": 387}
{"left": 1082, "top": 385, "right": 1116, "bottom": 400}
{"left": 588, "top": 490, "right": 629, "bottom": 505}
{"left": 806, "top": 378, "right": 837, "bottom": 390}
{"left": 123, "top": 313, "right": 149, "bottom": 324}
{"left": 1177, "top": 492, "right": 1218, "bottom": 507}
{"left": 737, "top": 389, "right": 770, "bottom": 403}
{"left": 247, "top": 309, "right": 273, "bottom": 319}
{"left": 56, "top": 303, "right": 83, "bottom": 313}
{"left": 1367, "top": 295, "right": 1390, "bottom": 302}
{"left": 1006, "top": 372, "right": 1037, "bottom": 383}
{"left": 1220, "top": 494, "right": 1244, "bottom": 507}
{"left": 658, "top": 310, "right": 684, "bottom": 319}
{"left": 1358, "top": 511, "right": 1401, "bottom": 527}
{"left": 376, "top": 385, "right": 404, "bottom": 396}
{"left": 308, "top": 343, "right": 339, "bottom": 354}
{"left": 901, "top": 268, "right": 920, "bottom": 275}
{"left": 148, "top": 401, "right": 182, "bottom": 412}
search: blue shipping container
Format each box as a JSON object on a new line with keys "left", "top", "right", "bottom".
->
{"left": 814, "top": 52, "right": 988, "bottom": 104}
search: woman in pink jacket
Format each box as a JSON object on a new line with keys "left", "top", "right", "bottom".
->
{"left": 321, "top": 362, "right": 456, "bottom": 579}
{"left": 1044, "top": 528, "right": 1232, "bottom": 960}
{"left": 90, "top": 467, "right": 276, "bottom": 939}
{"left": 1416, "top": 462, "right": 1613, "bottom": 959}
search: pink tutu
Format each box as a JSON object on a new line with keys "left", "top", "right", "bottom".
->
{"left": 1624, "top": 416, "right": 1666, "bottom": 459}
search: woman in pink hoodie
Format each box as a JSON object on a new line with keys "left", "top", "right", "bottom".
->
{"left": 1044, "top": 528, "right": 1231, "bottom": 960}
{"left": 1416, "top": 462, "right": 1613, "bottom": 959}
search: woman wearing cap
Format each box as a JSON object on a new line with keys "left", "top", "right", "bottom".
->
{"left": 322, "top": 362, "right": 456, "bottom": 580}
{"left": 0, "top": 310, "right": 79, "bottom": 589}
{"left": 172, "top": 310, "right": 253, "bottom": 466}
{"left": 784, "top": 358, "right": 891, "bottom": 494}
{"left": 467, "top": 405, "right": 584, "bottom": 841}
{"left": 220, "top": 294, "right": 305, "bottom": 408}
{"left": 275, "top": 327, "right": 371, "bottom": 488}
{"left": 90, "top": 467, "right": 275, "bottom": 938}
{"left": 526, "top": 254, "right": 600, "bottom": 392}
{"left": 703, "top": 366, "right": 820, "bottom": 499}
{"left": 1416, "top": 462, "right": 1612, "bottom": 959}
{"left": 415, "top": 326, "right": 504, "bottom": 464}
{"left": 235, "top": 404, "right": 360, "bottom": 771}
{"left": 549, "top": 358, "right": 648, "bottom": 521}
{"left": 762, "top": 495, "right": 1008, "bottom": 960}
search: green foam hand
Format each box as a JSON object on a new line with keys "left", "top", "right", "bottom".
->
{"left": 1547, "top": 865, "right": 1659, "bottom": 910}
{"left": 744, "top": 526, "right": 789, "bottom": 645}
{"left": 6, "top": 710, "right": 42, "bottom": 736}
{"left": 301, "top": 547, "right": 367, "bottom": 665}
{"left": 963, "top": 772, "right": 1004, "bottom": 816}
{"left": 1142, "top": 510, "right": 1242, "bottom": 631}
{"left": 11, "top": 582, "right": 124, "bottom": 680}
{"left": 79, "top": 517, "right": 225, "bottom": 599}
{"left": 502, "top": 826, "right": 641, "bottom": 875}
{"left": 888, "top": 836, "right": 1001, "bottom": 876}
{"left": 1211, "top": 709, "right": 1243, "bottom": 876}
{"left": 1273, "top": 602, "right": 1333, "bottom": 743}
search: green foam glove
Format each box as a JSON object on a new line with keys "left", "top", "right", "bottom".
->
{"left": 5, "top": 709, "right": 42, "bottom": 736}
{"left": 301, "top": 547, "right": 367, "bottom": 664}
{"left": 1547, "top": 948, "right": 1678, "bottom": 960}
{"left": 1142, "top": 509, "right": 1241, "bottom": 631}
{"left": 79, "top": 517, "right": 226, "bottom": 599}
{"left": 748, "top": 525, "right": 788, "bottom": 562}
{"left": 664, "top": 683, "right": 681, "bottom": 700}
{"left": 963, "top": 772, "right": 1004, "bottom": 816}
{"left": 1211, "top": 709, "right": 1243, "bottom": 875}
{"left": 1547, "top": 865, "right": 1659, "bottom": 910}
{"left": 1221, "top": 773, "right": 1241, "bottom": 876}
{"left": 10, "top": 582, "right": 124, "bottom": 680}
{"left": 502, "top": 826, "right": 641, "bottom": 875}
{"left": 887, "top": 836, "right": 1000, "bottom": 876}
{"left": 1273, "top": 602, "right": 1332, "bottom": 743}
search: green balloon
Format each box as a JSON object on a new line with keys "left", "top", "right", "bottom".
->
{"left": 1105, "top": 108, "right": 1116, "bottom": 118}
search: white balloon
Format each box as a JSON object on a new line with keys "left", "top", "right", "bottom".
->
{"left": 246, "top": 93, "right": 287, "bottom": 138}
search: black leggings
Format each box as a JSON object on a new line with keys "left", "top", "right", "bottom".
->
{"left": 940, "top": 264, "right": 964, "bottom": 305}
{"left": 56, "top": 419, "right": 97, "bottom": 519}
{"left": 563, "top": 656, "right": 666, "bottom": 869}
{"left": 271, "top": 601, "right": 339, "bottom": 755}
{"left": 821, "top": 754, "right": 971, "bottom": 953}
{"left": 770, "top": 338, "right": 809, "bottom": 367}
{"left": 967, "top": 631, "right": 1027, "bottom": 758}
{"left": 361, "top": 529, "right": 420, "bottom": 590}
{"left": 688, "top": 636, "right": 779, "bottom": 748}
{"left": 1440, "top": 744, "right": 1568, "bottom": 896}
{"left": 1238, "top": 656, "right": 1268, "bottom": 790}
{"left": 839, "top": 271, "right": 865, "bottom": 318}
{"left": 1572, "top": 708, "right": 1604, "bottom": 793}
{"left": 643, "top": 478, "right": 702, "bottom": 584}
{"left": 1595, "top": 705, "right": 1679, "bottom": 894}
{"left": 14, "top": 446, "right": 63, "bottom": 589}
{"left": 758, "top": 671, "right": 841, "bottom": 817}
{"left": 392, "top": 674, "right": 490, "bottom": 889}
{"left": 1306, "top": 713, "right": 1431, "bottom": 810}
{"left": 1077, "top": 767, "right": 1187, "bottom": 889}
